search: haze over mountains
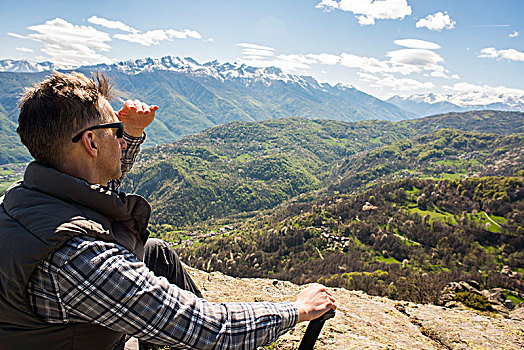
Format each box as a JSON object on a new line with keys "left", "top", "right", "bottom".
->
{"left": 388, "top": 93, "right": 524, "bottom": 117}
{"left": 2, "top": 56, "right": 523, "bottom": 164}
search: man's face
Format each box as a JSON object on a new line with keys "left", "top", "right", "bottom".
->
{"left": 95, "top": 99, "right": 126, "bottom": 185}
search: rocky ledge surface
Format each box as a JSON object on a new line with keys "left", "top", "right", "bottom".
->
{"left": 186, "top": 267, "right": 524, "bottom": 349}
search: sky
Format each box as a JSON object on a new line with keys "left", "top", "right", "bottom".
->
{"left": 0, "top": 0, "right": 522, "bottom": 100}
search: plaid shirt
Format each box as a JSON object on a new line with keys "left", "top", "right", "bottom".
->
{"left": 108, "top": 131, "right": 145, "bottom": 191}
{"left": 26, "top": 132, "right": 298, "bottom": 348}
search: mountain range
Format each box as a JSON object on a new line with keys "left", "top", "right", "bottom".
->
{"left": 2, "top": 57, "right": 523, "bottom": 165}
{"left": 0, "top": 56, "right": 414, "bottom": 164}
{"left": 387, "top": 92, "right": 524, "bottom": 117}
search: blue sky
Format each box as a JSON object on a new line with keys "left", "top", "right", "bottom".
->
{"left": 1, "top": 0, "right": 522, "bottom": 101}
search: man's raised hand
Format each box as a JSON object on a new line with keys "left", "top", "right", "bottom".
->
{"left": 117, "top": 99, "right": 159, "bottom": 137}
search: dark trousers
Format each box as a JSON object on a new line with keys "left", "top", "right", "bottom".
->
{"left": 143, "top": 238, "right": 202, "bottom": 297}
{"left": 115, "top": 238, "right": 202, "bottom": 349}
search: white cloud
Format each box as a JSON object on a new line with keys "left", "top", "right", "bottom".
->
{"left": 114, "top": 29, "right": 202, "bottom": 46}
{"left": 236, "top": 39, "right": 457, "bottom": 87}
{"left": 168, "top": 29, "right": 201, "bottom": 39}
{"left": 16, "top": 47, "right": 33, "bottom": 53}
{"left": 387, "top": 49, "right": 444, "bottom": 66}
{"left": 242, "top": 48, "right": 275, "bottom": 57}
{"left": 509, "top": 31, "right": 519, "bottom": 38}
{"left": 444, "top": 82, "right": 524, "bottom": 95}
{"left": 316, "top": 0, "right": 412, "bottom": 25}
{"left": 386, "top": 48, "right": 453, "bottom": 77}
{"left": 429, "top": 69, "right": 449, "bottom": 78}
{"left": 479, "top": 47, "right": 524, "bottom": 62}
{"left": 238, "top": 49, "right": 343, "bottom": 72}
{"left": 394, "top": 39, "right": 440, "bottom": 50}
{"left": 240, "top": 55, "right": 310, "bottom": 71}
{"left": 356, "top": 72, "right": 380, "bottom": 81}
{"left": 27, "top": 18, "right": 111, "bottom": 51}
{"left": 339, "top": 52, "right": 420, "bottom": 75}
{"left": 306, "top": 53, "right": 341, "bottom": 65}
{"left": 237, "top": 44, "right": 335, "bottom": 71}
{"left": 242, "top": 55, "right": 268, "bottom": 61}
{"left": 442, "top": 82, "right": 524, "bottom": 106}
{"left": 277, "top": 54, "right": 318, "bottom": 65}
{"left": 87, "top": 16, "right": 138, "bottom": 33}
{"left": 340, "top": 53, "right": 391, "bottom": 73}
{"left": 416, "top": 12, "right": 455, "bottom": 31}
{"left": 240, "top": 46, "right": 450, "bottom": 78}
{"left": 237, "top": 43, "right": 276, "bottom": 64}
{"left": 9, "top": 18, "right": 112, "bottom": 66}
{"left": 7, "top": 32, "right": 27, "bottom": 39}
{"left": 359, "top": 72, "right": 434, "bottom": 91}
{"left": 237, "top": 43, "right": 275, "bottom": 51}
{"left": 340, "top": 46, "right": 453, "bottom": 78}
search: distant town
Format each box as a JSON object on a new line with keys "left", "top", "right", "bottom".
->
{"left": 0, "top": 163, "right": 27, "bottom": 194}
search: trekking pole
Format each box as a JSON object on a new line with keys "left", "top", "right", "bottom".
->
{"left": 297, "top": 309, "right": 336, "bottom": 350}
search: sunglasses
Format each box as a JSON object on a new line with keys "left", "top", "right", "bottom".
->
{"left": 72, "top": 122, "right": 124, "bottom": 143}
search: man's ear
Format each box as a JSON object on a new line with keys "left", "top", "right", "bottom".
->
{"left": 81, "top": 131, "right": 98, "bottom": 157}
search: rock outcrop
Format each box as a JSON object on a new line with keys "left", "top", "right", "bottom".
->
{"left": 440, "top": 280, "right": 521, "bottom": 316}
{"left": 186, "top": 267, "right": 524, "bottom": 349}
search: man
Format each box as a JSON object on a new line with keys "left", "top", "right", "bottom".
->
{"left": 0, "top": 71, "right": 336, "bottom": 349}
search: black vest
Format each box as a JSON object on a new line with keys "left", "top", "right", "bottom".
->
{"left": 0, "top": 162, "right": 151, "bottom": 350}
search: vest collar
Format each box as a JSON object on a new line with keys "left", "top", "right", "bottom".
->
{"left": 22, "top": 161, "right": 151, "bottom": 241}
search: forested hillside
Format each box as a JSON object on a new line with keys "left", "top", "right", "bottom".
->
{"left": 403, "top": 110, "right": 524, "bottom": 135}
{"left": 0, "top": 108, "right": 30, "bottom": 164}
{"left": 0, "top": 72, "right": 38, "bottom": 163}
{"left": 329, "top": 129, "right": 523, "bottom": 195}
{"left": 117, "top": 110, "right": 524, "bottom": 306}
{"left": 179, "top": 177, "right": 523, "bottom": 304}
{"left": 122, "top": 118, "right": 417, "bottom": 225}
{"left": 123, "top": 111, "right": 524, "bottom": 227}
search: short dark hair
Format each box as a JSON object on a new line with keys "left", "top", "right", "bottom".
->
{"left": 17, "top": 71, "right": 114, "bottom": 166}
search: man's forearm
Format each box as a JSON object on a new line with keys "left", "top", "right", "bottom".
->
{"left": 108, "top": 132, "right": 145, "bottom": 191}
{"left": 55, "top": 238, "right": 298, "bottom": 349}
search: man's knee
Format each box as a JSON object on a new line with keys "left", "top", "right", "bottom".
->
{"left": 144, "top": 238, "right": 182, "bottom": 267}
{"left": 144, "top": 238, "right": 172, "bottom": 254}
{"left": 144, "top": 238, "right": 202, "bottom": 297}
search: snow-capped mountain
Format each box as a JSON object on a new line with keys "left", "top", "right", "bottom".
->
{"left": 82, "top": 56, "right": 329, "bottom": 90}
{"left": 0, "top": 56, "right": 416, "bottom": 157}
{"left": 0, "top": 56, "right": 337, "bottom": 91}
{"left": 388, "top": 91, "right": 524, "bottom": 116}
{"left": 0, "top": 59, "right": 63, "bottom": 73}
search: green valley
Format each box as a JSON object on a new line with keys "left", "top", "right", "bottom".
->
{"left": 122, "top": 110, "right": 524, "bottom": 306}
